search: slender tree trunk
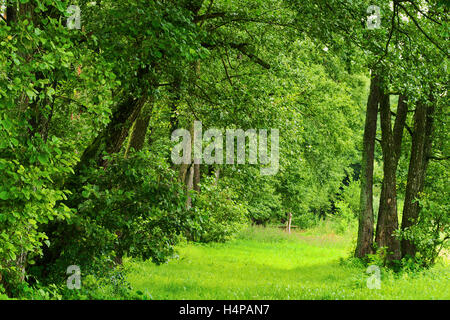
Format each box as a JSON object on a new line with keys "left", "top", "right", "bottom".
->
{"left": 375, "top": 92, "right": 406, "bottom": 262}
{"left": 193, "top": 162, "right": 201, "bottom": 191}
{"left": 185, "top": 163, "right": 194, "bottom": 209}
{"left": 193, "top": 121, "right": 201, "bottom": 192}
{"left": 355, "top": 73, "right": 381, "bottom": 258}
{"left": 401, "top": 101, "right": 434, "bottom": 258}
{"left": 169, "top": 74, "right": 181, "bottom": 131}
{"left": 214, "top": 168, "right": 220, "bottom": 185}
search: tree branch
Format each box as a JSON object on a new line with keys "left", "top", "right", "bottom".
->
{"left": 229, "top": 43, "right": 270, "bottom": 69}
{"left": 428, "top": 156, "right": 450, "bottom": 161}
{"left": 194, "top": 12, "right": 226, "bottom": 23}
{"left": 398, "top": 3, "right": 449, "bottom": 57}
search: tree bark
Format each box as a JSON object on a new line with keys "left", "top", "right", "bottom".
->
{"left": 193, "top": 163, "right": 201, "bottom": 191}
{"left": 214, "top": 168, "right": 220, "bottom": 185}
{"left": 169, "top": 74, "right": 182, "bottom": 131}
{"left": 375, "top": 92, "right": 405, "bottom": 262}
{"left": 75, "top": 94, "right": 147, "bottom": 171}
{"left": 355, "top": 73, "right": 381, "bottom": 258}
{"left": 193, "top": 121, "right": 201, "bottom": 192}
{"left": 185, "top": 163, "right": 194, "bottom": 209}
{"left": 6, "top": 0, "right": 17, "bottom": 26}
{"left": 125, "top": 102, "right": 153, "bottom": 156}
{"left": 401, "top": 101, "right": 434, "bottom": 258}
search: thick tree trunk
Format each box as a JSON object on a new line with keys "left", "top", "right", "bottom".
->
{"left": 355, "top": 74, "right": 381, "bottom": 258}
{"left": 125, "top": 102, "right": 153, "bottom": 156}
{"left": 6, "top": 0, "right": 17, "bottom": 26}
{"left": 401, "top": 101, "right": 434, "bottom": 258}
{"left": 76, "top": 94, "right": 147, "bottom": 171}
{"left": 375, "top": 92, "right": 406, "bottom": 262}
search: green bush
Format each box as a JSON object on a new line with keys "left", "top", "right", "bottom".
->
{"left": 188, "top": 177, "right": 249, "bottom": 243}
{"left": 246, "top": 183, "right": 282, "bottom": 226}
{"left": 294, "top": 211, "right": 321, "bottom": 230}
{"left": 0, "top": 131, "right": 76, "bottom": 294}
{"left": 399, "top": 192, "right": 449, "bottom": 268}
{"left": 17, "top": 266, "right": 150, "bottom": 300}
{"left": 36, "top": 150, "right": 189, "bottom": 284}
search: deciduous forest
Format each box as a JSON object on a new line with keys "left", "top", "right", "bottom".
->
{"left": 0, "top": 0, "right": 448, "bottom": 300}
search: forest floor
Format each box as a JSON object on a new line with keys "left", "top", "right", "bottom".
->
{"left": 126, "top": 226, "right": 450, "bottom": 300}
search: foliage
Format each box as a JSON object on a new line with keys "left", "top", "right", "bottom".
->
{"left": 399, "top": 172, "right": 449, "bottom": 267}
{"left": 0, "top": 0, "right": 447, "bottom": 299}
{"left": 38, "top": 150, "right": 188, "bottom": 284}
{"left": 188, "top": 176, "right": 249, "bottom": 242}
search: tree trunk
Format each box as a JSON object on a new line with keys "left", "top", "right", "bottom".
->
{"left": 185, "top": 163, "right": 194, "bottom": 209}
{"left": 76, "top": 94, "right": 147, "bottom": 171}
{"left": 401, "top": 101, "right": 434, "bottom": 258}
{"left": 169, "top": 74, "right": 182, "bottom": 131}
{"left": 125, "top": 102, "right": 153, "bottom": 156}
{"left": 214, "top": 168, "right": 220, "bottom": 185}
{"left": 375, "top": 92, "right": 405, "bottom": 262}
{"left": 193, "top": 121, "right": 201, "bottom": 192}
{"left": 193, "top": 164, "right": 201, "bottom": 192}
{"left": 355, "top": 73, "right": 381, "bottom": 258}
{"left": 6, "top": 0, "right": 17, "bottom": 26}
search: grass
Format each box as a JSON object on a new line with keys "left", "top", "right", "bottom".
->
{"left": 126, "top": 225, "right": 450, "bottom": 300}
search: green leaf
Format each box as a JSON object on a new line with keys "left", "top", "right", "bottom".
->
{"left": 0, "top": 191, "right": 9, "bottom": 200}
{"left": 38, "top": 154, "right": 49, "bottom": 165}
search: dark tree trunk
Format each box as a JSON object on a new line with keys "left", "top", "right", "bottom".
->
{"left": 75, "top": 94, "right": 147, "bottom": 171}
{"left": 401, "top": 101, "right": 434, "bottom": 258}
{"left": 193, "top": 163, "right": 201, "bottom": 192}
{"left": 6, "top": 0, "right": 17, "bottom": 25}
{"left": 169, "top": 74, "right": 182, "bottom": 131}
{"left": 125, "top": 102, "right": 153, "bottom": 156}
{"left": 375, "top": 92, "right": 406, "bottom": 262}
{"left": 355, "top": 74, "right": 381, "bottom": 258}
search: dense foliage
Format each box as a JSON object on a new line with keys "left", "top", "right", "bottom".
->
{"left": 0, "top": 0, "right": 447, "bottom": 299}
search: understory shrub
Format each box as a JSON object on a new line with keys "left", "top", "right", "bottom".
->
{"left": 0, "top": 131, "right": 76, "bottom": 294}
{"left": 188, "top": 176, "right": 249, "bottom": 243}
{"left": 399, "top": 192, "right": 449, "bottom": 268}
{"left": 35, "top": 150, "right": 189, "bottom": 284}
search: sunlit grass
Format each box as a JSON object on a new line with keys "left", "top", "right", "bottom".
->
{"left": 126, "top": 226, "right": 450, "bottom": 300}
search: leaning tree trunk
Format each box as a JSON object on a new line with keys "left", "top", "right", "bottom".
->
{"left": 374, "top": 92, "right": 406, "bottom": 262}
{"left": 125, "top": 102, "right": 153, "bottom": 156}
{"left": 75, "top": 93, "right": 147, "bottom": 171}
{"left": 355, "top": 73, "right": 381, "bottom": 258}
{"left": 401, "top": 101, "right": 434, "bottom": 258}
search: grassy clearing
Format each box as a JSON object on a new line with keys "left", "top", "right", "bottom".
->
{"left": 126, "top": 226, "right": 450, "bottom": 300}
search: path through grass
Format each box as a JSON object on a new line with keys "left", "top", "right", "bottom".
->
{"left": 126, "top": 226, "right": 449, "bottom": 300}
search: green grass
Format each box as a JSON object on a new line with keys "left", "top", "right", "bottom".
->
{"left": 126, "top": 226, "right": 450, "bottom": 300}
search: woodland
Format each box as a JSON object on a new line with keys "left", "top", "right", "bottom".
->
{"left": 0, "top": 0, "right": 448, "bottom": 300}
